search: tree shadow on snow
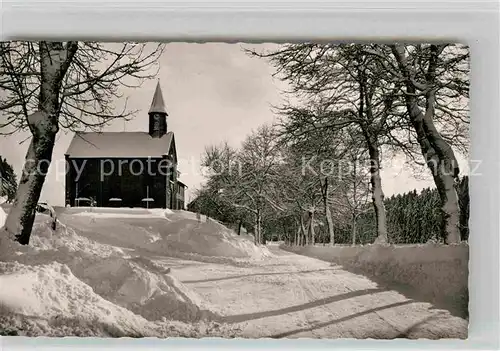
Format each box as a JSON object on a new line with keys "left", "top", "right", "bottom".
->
{"left": 268, "top": 300, "right": 415, "bottom": 338}
{"left": 280, "top": 247, "right": 468, "bottom": 320}
{"left": 219, "top": 288, "right": 385, "bottom": 324}
{"left": 182, "top": 268, "right": 340, "bottom": 284}
{"left": 325, "top": 262, "right": 468, "bottom": 320}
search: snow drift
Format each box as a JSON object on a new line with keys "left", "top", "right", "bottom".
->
{"left": 27, "top": 217, "right": 217, "bottom": 322}
{"left": 65, "top": 208, "right": 271, "bottom": 261}
{"left": 0, "top": 213, "right": 235, "bottom": 337}
{"left": 30, "top": 214, "right": 125, "bottom": 257}
{"left": 149, "top": 210, "right": 272, "bottom": 260}
{"left": 0, "top": 260, "right": 231, "bottom": 338}
{"left": 75, "top": 256, "right": 217, "bottom": 322}
{"left": 0, "top": 261, "right": 155, "bottom": 336}
{"left": 0, "top": 207, "right": 271, "bottom": 336}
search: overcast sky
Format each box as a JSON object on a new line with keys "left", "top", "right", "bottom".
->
{"left": 0, "top": 43, "right": 466, "bottom": 206}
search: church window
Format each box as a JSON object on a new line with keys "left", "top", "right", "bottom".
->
{"left": 153, "top": 114, "right": 160, "bottom": 130}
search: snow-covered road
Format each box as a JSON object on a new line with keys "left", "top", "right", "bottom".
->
{"left": 168, "top": 245, "right": 467, "bottom": 339}
{"left": 51, "top": 210, "right": 467, "bottom": 339}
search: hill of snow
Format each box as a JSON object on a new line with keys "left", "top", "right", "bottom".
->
{"left": 67, "top": 208, "right": 272, "bottom": 262}
{"left": 0, "top": 211, "right": 249, "bottom": 337}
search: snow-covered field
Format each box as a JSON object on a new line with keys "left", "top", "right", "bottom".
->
{"left": 0, "top": 206, "right": 468, "bottom": 338}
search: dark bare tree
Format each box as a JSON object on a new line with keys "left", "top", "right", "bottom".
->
{"left": 387, "top": 44, "right": 469, "bottom": 244}
{"left": 0, "top": 41, "right": 164, "bottom": 245}
{"left": 249, "top": 44, "right": 404, "bottom": 243}
{"left": 247, "top": 43, "right": 468, "bottom": 245}
{"left": 201, "top": 125, "right": 283, "bottom": 245}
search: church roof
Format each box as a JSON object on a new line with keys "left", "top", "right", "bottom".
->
{"left": 65, "top": 131, "right": 174, "bottom": 158}
{"left": 148, "top": 81, "right": 168, "bottom": 115}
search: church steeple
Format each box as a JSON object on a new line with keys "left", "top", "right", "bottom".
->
{"left": 148, "top": 81, "right": 168, "bottom": 138}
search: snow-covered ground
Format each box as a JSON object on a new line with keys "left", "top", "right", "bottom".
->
{"left": 61, "top": 208, "right": 272, "bottom": 262}
{"left": 171, "top": 246, "right": 467, "bottom": 339}
{"left": 0, "top": 209, "right": 254, "bottom": 337}
{"left": 0, "top": 207, "right": 468, "bottom": 338}
{"left": 282, "top": 242, "right": 469, "bottom": 317}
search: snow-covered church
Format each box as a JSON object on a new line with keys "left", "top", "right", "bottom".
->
{"left": 64, "top": 82, "right": 187, "bottom": 210}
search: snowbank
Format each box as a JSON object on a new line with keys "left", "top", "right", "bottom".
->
{"left": 67, "top": 206, "right": 173, "bottom": 218}
{"left": 30, "top": 215, "right": 125, "bottom": 257}
{"left": 0, "top": 261, "right": 232, "bottom": 337}
{"left": 148, "top": 211, "right": 272, "bottom": 260}
{"left": 76, "top": 256, "right": 217, "bottom": 322}
{"left": 64, "top": 209, "right": 271, "bottom": 261}
{"left": 0, "top": 261, "right": 152, "bottom": 334}
{"left": 26, "top": 219, "right": 217, "bottom": 322}
{"left": 0, "top": 208, "right": 272, "bottom": 336}
{"left": 0, "top": 215, "right": 233, "bottom": 337}
{"left": 282, "top": 243, "right": 469, "bottom": 317}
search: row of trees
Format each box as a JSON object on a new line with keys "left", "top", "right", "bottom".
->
{"left": 189, "top": 43, "right": 469, "bottom": 246}
{"left": 351, "top": 176, "right": 469, "bottom": 245}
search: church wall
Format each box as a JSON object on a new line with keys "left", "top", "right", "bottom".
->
{"left": 66, "top": 157, "right": 175, "bottom": 209}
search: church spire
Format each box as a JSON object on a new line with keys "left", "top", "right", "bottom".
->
{"left": 148, "top": 80, "right": 168, "bottom": 115}
{"left": 148, "top": 80, "right": 168, "bottom": 138}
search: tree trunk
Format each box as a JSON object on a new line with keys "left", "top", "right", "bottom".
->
{"left": 352, "top": 214, "right": 357, "bottom": 246}
{"left": 358, "top": 65, "right": 388, "bottom": 245}
{"left": 325, "top": 197, "right": 335, "bottom": 246}
{"left": 300, "top": 215, "right": 307, "bottom": 246}
{"left": 367, "top": 144, "right": 388, "bottom": 244}
{"left": 408, "top": 102, "right": 461, "bottom": 244}
{"left": 295, "top": 219, "right": 300, "bottom": 245}
{"left": 351, "top": 158, "right": 358, "bottom": 246}
{"left": 421, "top": 92, "right": 460, "bottom": 244}
{"left": 253, "top": 215, "right": 258, "bottom": 245}
{"left": 323, "top": 179, "right": 335, "bottom": 246}
{"left": 458, "top": 177, "right": 469, "bottom": 241}
{"left": 308, "top": 210, "right": 315, "bottom": 246}
{"left": 237, "top": 220, "right": 242, "bottom": 235}
{"left": 253, "top": 227, "right": 258, "bottom": 245}
{"left": 391, "top": 44, "right": 461, "bottom": 244}
{"left": 3, "top": 42, "right": 77, "bottom": 246}
{"left": 280, "top": 222, "right": 285, "bottom": 242}
{"left": 254, "top": 210, "right": 262, "bottom": 245}
{"left": 4, "top": 133, "right": 56, "bottom": 244}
